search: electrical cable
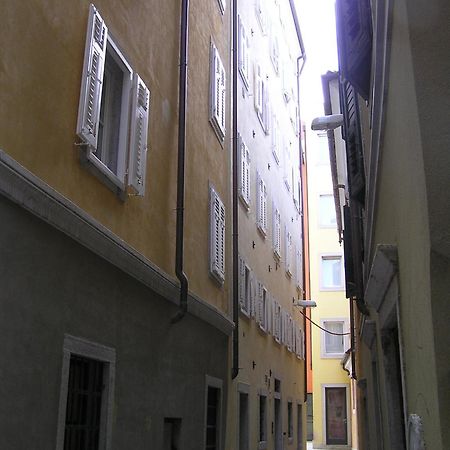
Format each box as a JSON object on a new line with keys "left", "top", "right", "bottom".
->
{"left": 296, "top": 309, "right": 351, "bottom": 336}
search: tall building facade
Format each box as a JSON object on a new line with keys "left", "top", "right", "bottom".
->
{"left": 0, "top": 1, "right": 233, "bottom": 448}
{"left": 226, "top": 1, "right": 307, "bottom": 450}
{"left": 0, "top": 0, "right": 307, "bottom": 449}
{"left": 305, "top": 127, "right": 355, "bottom": 449}
{"left": 319, "top": 0, "right": 450, "bottom": 449}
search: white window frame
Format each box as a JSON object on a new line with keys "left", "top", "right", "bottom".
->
{"left": 210, "top": 41, "right": 226, "bottom": 142}
{"left": 320, "top": 254, "right": 345, "bottom": 291}
{"left": 238, "top": 16, "right": 250, "bottom": 89}
{"left": 210, "top": 185, "right": 226, "bottom": 284}
{"left": 238, "top": 133, "right": 251, "bottom": 208}
{"left": 56, "top": 335, "right": 116, "bottom": 450}
{"left": 256, "top": 173, "right": 268, "bottom": 236}
{"left": 76, "top": 4, "right": 149, "bottom": 196}
{"left": 320, "top": 319, "right": 349, "bottom": 358}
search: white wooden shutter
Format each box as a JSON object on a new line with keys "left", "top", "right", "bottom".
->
{"left": 257, "top": 281, "right": 263, "bottom": 326}
{"left": 287, "top": 315, "right": 293, "bottom": 351}
{"left": 77, "top": 4, "right": 108, "bottom": 149}
{"left": 250, "top": 271, "right": 256, "bottom": 318}
{"left": 285, "top": 227, "right": 292, "bottom": 276}
{"left": 275, "top": 302, "right": 281, "bottom": 342}
{"left": 272, "top": 115, "right": 280, "bottom": 164}
{"left": 210, "top": 187, "right": 225, "bottom": 283}
{"left": 254, "top": 63, "right": 263, "bottom": 115}
{"left": 238, "top": 134, "right": 251, "bottom": 207}
{"left": 262, "top": 82, "right": 270, "bottom": 134}
{"left": 238, "top": 16, "right": 250, "bottom": 87}
{"left": 271, "top": 35, "right": 279, "bottom": 74}
{"left": 210, "top": 44, "right": 226, "bottom": 140}
{"left": 128, "top": 74, "right": 150, "bottom": 195}
{"left": 295, "top": 245, "right": 303, "bottom": 290}
{"left": 257, "top": 174, "right": 267, "bottom": 234}
{"left": 273, "top": 205, "right": 281, "bottom": 259}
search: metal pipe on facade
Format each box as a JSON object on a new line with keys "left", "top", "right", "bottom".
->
{"left": 231, "top": 0, "right": 239, "bottom": 379}
{"left": 172, "top": 0, "right": 190, "bottom": 324}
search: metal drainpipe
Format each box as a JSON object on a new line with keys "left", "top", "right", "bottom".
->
{"left": 231, "top": 0, "right": 239, "bottom": 379}
{"left": 297, "top": 55, "right": 308, "bottom": 403}
{"left": 172, "top": 0, "right": 190, "bottom": 324}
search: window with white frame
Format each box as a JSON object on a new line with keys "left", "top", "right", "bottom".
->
{"left": 210, "top": 186, "right": 226, "bottom": 283}
{"left": 272, "top": 206, "right": 281, "bottom": 260}
{"left": 205, "top": 377, "right": 223, "bottom": 450}
{"left": 210, "top": 41, "right": 226, "bottom": 142}
{"left": 320, "top": 255, "right": 344, "bottom": 290}
{"left": 257, "top": 281, "right": 268, "bottom": 331}
{"left": 319, "top": 194, "right": 337, "bottom": 228}
{"left": 76, "top": 4, "right": 149, "bottom": 195}
{"left": 216, "top": 0, "right": 225, "bottom": 14}
{"left": 56, "top": 335, "right": 115, "bottom": 450}
{"left": 285, "top": 227, "right": 293, "bottom": 276}
{"left": 238, "top": 16, "right": 250, "bottom": 89}
{"left": 295, "top": 325, "right": 305, "bottom": 360}
{"left": 322, "top": 320, "right": 346, "bottom": 357}
{"left": 239, "top": 256, "right": 251, "bottom": 316}
{"left": 256, "top": 173, "right": 268, "bottom": 236}
{"left": 238, "top": 134, "right": 251, "bottom": 208}
{"left": 271, "top": 115, "right": 280, "bottom": 164}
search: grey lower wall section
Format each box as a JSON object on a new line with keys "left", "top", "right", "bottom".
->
{"left": 0, "top": 195, "right": 228, "bottom": 450}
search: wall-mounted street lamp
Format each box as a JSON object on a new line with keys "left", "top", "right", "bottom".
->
{"left": 311, "top": 114, "right": 343, "bottom": 131}
{"left": 294, "top": 300, "right": 317, "bottom": 308}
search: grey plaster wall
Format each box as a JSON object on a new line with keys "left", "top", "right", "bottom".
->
{"left": 0, "top": 195, "right": 228, "bottom": 450}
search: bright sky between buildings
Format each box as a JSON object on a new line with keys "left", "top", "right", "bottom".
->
{"left": 296, "top": 0, "right": 338, "bottom": 123}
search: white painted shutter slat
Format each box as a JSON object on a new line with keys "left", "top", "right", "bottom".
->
{"left": 254, "top": 64, "right": 263, "bottom": 115}
{"left": 210, "top": 188, "right": 225, "bottom": 282}
{"left": 250, "top": 271, "right": 256, "bottom": 318}
{"left": 128, "top": 74, "right": 150, "bottom": 195}
{"left": 77, "top": 4, "right": 108, "bottom": 149}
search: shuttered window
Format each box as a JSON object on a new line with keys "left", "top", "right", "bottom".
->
{"left": 256, "top": 173, "right": 268, "bottom": 235}
{"left": 295, "top": 245, "right": 303, "bottom": 291}
{"left": 239, "top": 256, "right": 251, "bottom": 316}
{"left": 257, "top": 281, "right": 268, "bottom": 332}
{"left": 238, "top": 16, "right": 250, "bottom": 88}
{"left": 77, "top": 4, "right": 149, "bottom": 195}
{"left": 270, "top": 35, "right": 279, "bottom": 75}
{"left": 210, "top": 187, "right": 226, "bottom": 283}
{"left": 210, "top": 42, "right": 226, "bottom": 142}
{"left": 273, "top": 206, "right": 281, "bottom": 259}
{"left": 254, "top": 63, "right": 263, "bottom": 117}
{"left": 238, "top": 134, "right": 251, "bottom": 208}
{"left": 285, "top": 227, "right": 292, "bottom": 276}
